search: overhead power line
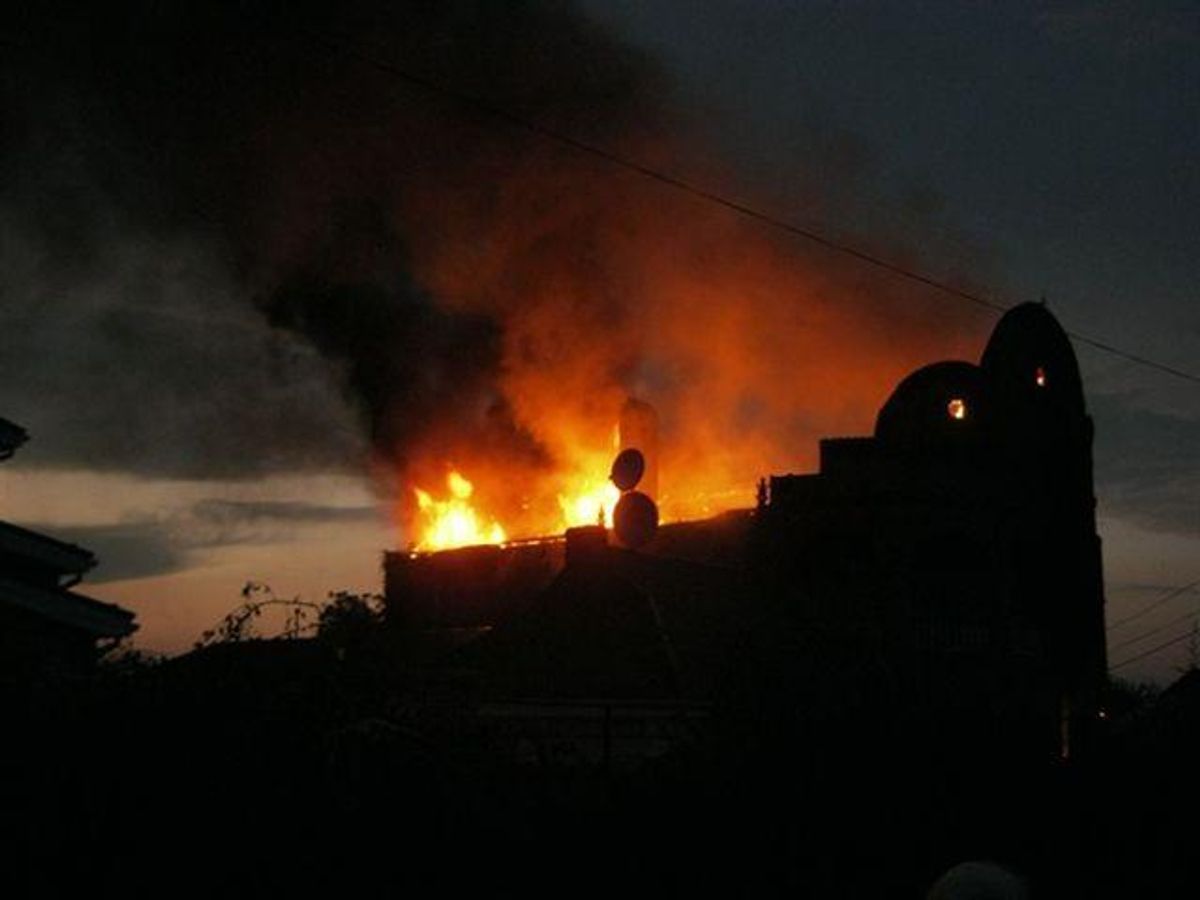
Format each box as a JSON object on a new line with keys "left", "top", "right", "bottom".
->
{"left": 301, "top": 29, "right": 1200, "bottom": 386}
{"left": 1107, "top": 579, "right": 1200, "bottom": 631}
{"left": 1109, "top": 606, "right": 1200, "bottom": 654}
{"left": 1110, "top": 628, "right": 1197, "bottom": 672}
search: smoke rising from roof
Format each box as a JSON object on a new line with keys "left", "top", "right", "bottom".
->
{"left": 3, "top": 0, "right": 991, "bottom": 538}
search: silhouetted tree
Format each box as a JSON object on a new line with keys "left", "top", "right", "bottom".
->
{"left": 193, "top": 583, "right": 384, "bottom": 651}
{"left": 1106, "top": 676, "right": 1160, "bottom": 721}
{"left": 194, "top": 581, "right": 322, "bottom": 648}
{"left": 316, "top": 590, "right": 384, "bottom": 655}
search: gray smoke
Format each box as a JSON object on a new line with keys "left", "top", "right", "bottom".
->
{"left": 1, "top": 0, "right": 663, "bottom": 479}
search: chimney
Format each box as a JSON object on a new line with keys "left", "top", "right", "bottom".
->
{"left": 619, "top": 398, "right": 659, "bottom": 499}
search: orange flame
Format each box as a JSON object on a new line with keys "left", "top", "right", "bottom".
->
{"left": 404, "top": 414, "right": 764, "bottom": 550}
{"left": 557, "top": 477, "right": 622, "bottom": 529}
{"left": 410, "top": 464, "right": 623, "bottom": 550}
{"left": 412, "top": 470, "right": 506, "bottom": 551}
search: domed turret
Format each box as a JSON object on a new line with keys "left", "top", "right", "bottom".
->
{"left": 980, "top": 302, "right": 1092, "bottom": 483}
{"left": 875, "top": 360, "right": 990, "bottom": 450}
{"left": 981, "top": 302, "right": 1085, "bottom": 417}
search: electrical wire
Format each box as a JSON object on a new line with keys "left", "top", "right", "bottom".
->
{"left": 1109, "top": 606, "right": 1200, "bottom": 654}
{"left": 1110, "top": 629, "right": 1197, "bottom": 672}
{"left": 1107, "top": 579, "right": 1200, "bottom": 631}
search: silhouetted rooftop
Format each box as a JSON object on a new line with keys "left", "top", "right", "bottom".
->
{"left": 0, "top": 417, "right": 29, "bottom": 459}
{"left": 0, "top": 520, "right": 97, "bottom": 575}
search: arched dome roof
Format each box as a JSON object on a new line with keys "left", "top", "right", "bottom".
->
{"left": 875, "top": 361, "right": 989, "bottom": 448}
{"left": 981, "top": 302, "right": 1084, "bottom": 412}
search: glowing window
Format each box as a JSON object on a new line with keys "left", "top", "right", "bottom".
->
{"left": 947, "top": 398, "right": 967, "bottom": 420}
{"left": 1035, "top": 366, "right": 1047, "bottom": 388}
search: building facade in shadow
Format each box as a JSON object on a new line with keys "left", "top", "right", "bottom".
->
{"left": 761, "top": 301, "right": 1106, "bottom": 761}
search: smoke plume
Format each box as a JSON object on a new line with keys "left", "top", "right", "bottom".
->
{"left": 4, "top": 0, "right": 991, "bottom": 539}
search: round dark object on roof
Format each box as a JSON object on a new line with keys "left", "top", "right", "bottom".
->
{"left": 610, "top": 447, "right": 646, "bottom": 492}
{"left": 613, "top": 491, "right": 658, "bottom": 549}
{"left": 875, "top": 360, "right": 989, "bottom": 448}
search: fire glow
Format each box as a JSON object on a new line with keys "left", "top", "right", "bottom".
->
{"left": 413, "top": 470, "right": 506, "bottom": 551}
{"left": 412, "top": 468, "right": 626, "bottom": 551}
{"left": 171, "top": 0, "right": 995, "bottom": 564}
{"left": 372, "top": 80, "right": 989, "bottom": 556}
{"left": 557, "top": 477, "right": 622, "bottom": 531}
{"left": 387, "top": 115, "right": 991, "bottom": 556}
{"left": 411, "top": 463, "right": 625, "bottom": 552}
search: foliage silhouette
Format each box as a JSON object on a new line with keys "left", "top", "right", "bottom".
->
{"left": 193, "top": 581, "right": 383, "bottom": 651}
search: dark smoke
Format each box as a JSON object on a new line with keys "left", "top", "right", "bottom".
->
{"left": 1, "top": 1, "right": 666, "bottom": 486}
{"left": 4, "top": 0, "right": 999, "bottom": 543}
{"left": 262, "top": 274, "right": 530, "bottom": 468}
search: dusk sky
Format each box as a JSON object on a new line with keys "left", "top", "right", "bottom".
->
{"left": 2, "top": 1, "right": 1197, "bottom": 680}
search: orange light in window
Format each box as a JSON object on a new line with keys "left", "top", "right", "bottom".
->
{"left": 1035, "top": 366, "right": 1047, "bottom": 387}
{"left": 947, "top": 398, "right": 967, "bottom": 420}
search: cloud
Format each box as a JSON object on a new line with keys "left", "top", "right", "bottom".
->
{"left": 0, "top": 225, "right": 368, "bottom": 479}
{"left": 1092, "top": 391, "right": 1200, "bottom": 535}
{"left": 28, "top": 497, "right": 380, "bottom": 583}
{"left": 190, "top": 498, "right": 377, "bottom": 526}
{"left": 186, "top": 498, "right": 377, "bottom": 547}
{"left": 45, "top": 520, "right": 186, "bottom": 583}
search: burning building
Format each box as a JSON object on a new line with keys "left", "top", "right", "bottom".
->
{"left": 383, "top": 302, "right": 1106, "bottom": 764}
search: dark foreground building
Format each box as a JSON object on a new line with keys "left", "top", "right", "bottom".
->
{"left": 761, "top": 301, "right": 1107, "bottom": 761}
{"left": 0, "top": 417, "right": 136, "bottom": 685}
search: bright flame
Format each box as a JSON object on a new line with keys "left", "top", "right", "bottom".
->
{"left": 1035, "top": 366, "right": 1047, "bottom": 388}
{"left": 405, "top": 422, "right": 750, "bottom": 550}
{"left": 947, "top": 398, "right": 967, "bottom": 420}
{"left": 410, "top": 460, "right": 629, "bottom": 550}
{"left": 413, "top": 470, "right": 506, "bottom": 551}
{"left": 558, "top": 478, "right": 622, "bottom": 529}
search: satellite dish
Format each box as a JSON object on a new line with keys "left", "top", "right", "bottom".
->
{"left": 610, "top": 447, "right": 646, "bottom": 492}
{"left": 613, "top": 491, "right": 658, "bottom": 549}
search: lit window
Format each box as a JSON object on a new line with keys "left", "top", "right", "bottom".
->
{"left": 947, "top": 398, "right": 967, "bottom": 420}
{"left": 1035, "top": 366, "right": 1047, "bottom": 388}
